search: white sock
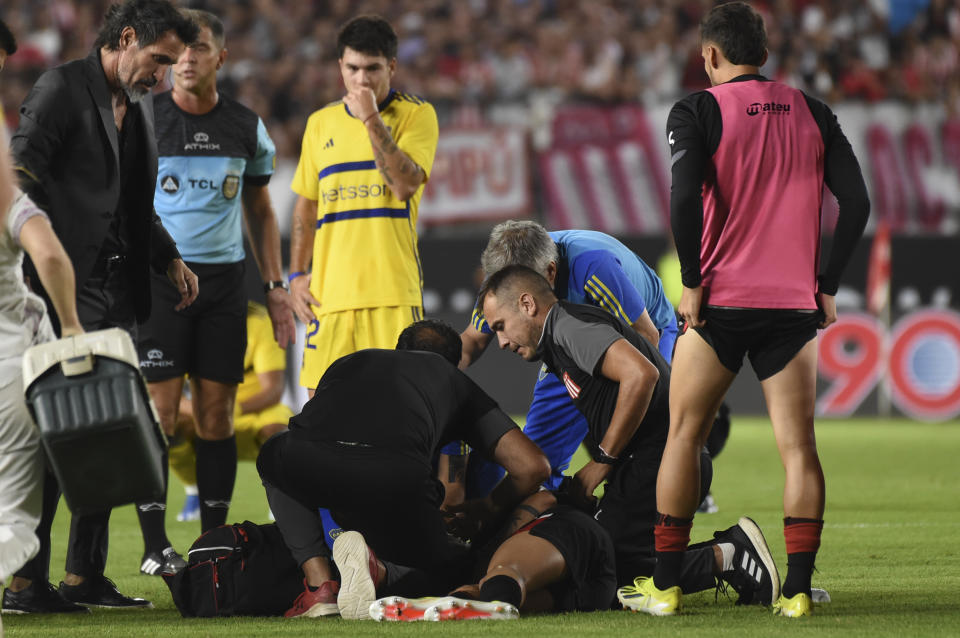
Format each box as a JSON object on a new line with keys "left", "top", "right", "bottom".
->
{"left": 184, "top": 484, "right": 198, "bottom": 496}
{"left": 718, "top": 542, "right": 735, "bottom": 572}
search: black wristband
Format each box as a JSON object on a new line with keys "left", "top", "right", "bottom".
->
{"left": 263, "top": 280, "right": 288, "bottom": 293}
{"left": 595, "top": 445, "right": 619, "bottom": 465}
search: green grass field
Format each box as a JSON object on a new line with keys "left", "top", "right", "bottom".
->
{"left": 4, "top": 417, "right": 959, "bottom": 637}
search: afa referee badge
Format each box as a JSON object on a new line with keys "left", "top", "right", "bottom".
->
{"left": 263, "top": 280, "right": 289, "bottom": 293}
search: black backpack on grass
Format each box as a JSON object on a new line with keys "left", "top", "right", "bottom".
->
{"left": 163, "top": 520, "right": 303, "bottom": 617}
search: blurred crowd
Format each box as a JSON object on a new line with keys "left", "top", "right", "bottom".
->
{"left": 2, "top": 0, "right": 959, "bottom": 159}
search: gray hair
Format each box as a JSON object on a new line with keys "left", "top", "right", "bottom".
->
{"left": 480, "top": 220, "right": 558, "bottom": 277}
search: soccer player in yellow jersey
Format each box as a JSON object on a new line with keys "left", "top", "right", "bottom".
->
{"left": 288, "top": 15, "right": 438, "bottom": 394}
{"left": 170, "top": 301, "right": 293, "bottom": 520}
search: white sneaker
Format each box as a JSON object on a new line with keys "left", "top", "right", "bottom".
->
{"left": 697, "top": 492, "right": 719, "bottom": 514}
{"left": 333, "top": 531, "right": 377, "bottom": 620}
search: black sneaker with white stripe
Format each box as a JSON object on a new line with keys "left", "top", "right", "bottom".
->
{"left": 715, "top": 516, "right": 780, "bottom": 606}
{"left": 140, "top": 546, "right": 187, "bottom": 576}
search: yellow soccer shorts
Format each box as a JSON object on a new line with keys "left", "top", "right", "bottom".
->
{"left": 299, "top": 305, "right": 423, "bottom": 390}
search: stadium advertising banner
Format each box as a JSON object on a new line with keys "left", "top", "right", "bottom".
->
{"left": 818, "top": 310, "right": 960, "bottom": 421}
{"left": 539, "top": 103, "right": 960, "bottom": 236}
{"left": 537, "top": 105, "right": 671, "bottom": 235}
{"left": 418, "top": 127, "right": 531, "bottom": 225}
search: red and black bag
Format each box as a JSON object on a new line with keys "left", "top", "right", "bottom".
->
{"left": 163, "top": 520, "right": 302, "bottom": 617}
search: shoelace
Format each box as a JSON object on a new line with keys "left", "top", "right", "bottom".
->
{"left": 713, "top": 577, "right": 731, "bottom": 603}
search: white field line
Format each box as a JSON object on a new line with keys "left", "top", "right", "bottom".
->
{"left": 825, "top": 521, "right": 960, "bottom": 529}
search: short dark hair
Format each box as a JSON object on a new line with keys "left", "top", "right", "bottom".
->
{"left": 700, "top": 2, "right": 767, "bottom": 67}
{"left": 181, "top": 9, "right": 225, "bottom": 49}
{"left": 0, "top": 18, "right": 17, "bottom": 55}
{"left": 94, "top": 0, "right": 199, "bottom": 51}
{"left": 477, "top": 264, "right": 555, "bottom": 312}
{"left": 396, "top": 319, "right": 462, "bottom": 366}
{"left": 336, "top": 15, "right": 397, "bottom": 60}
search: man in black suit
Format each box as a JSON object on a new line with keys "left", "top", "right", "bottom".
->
{"left": 2, "top": 0, "right": 200, "bottom": 614}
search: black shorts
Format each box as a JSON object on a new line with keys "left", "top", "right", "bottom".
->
{"left": 523, "top": 505, "right": 617, "bottom": 613}
{"left": 692, "top": 307, "right": 822, "bottom": 380}
{"left": 138, "top": 261, "right": 246, "bottom": 383}
{"left": 595, "top": 446, "right": 712, "bottom": 587}
{"left": 258, "top": 431, "right": 472, "bottom": 590}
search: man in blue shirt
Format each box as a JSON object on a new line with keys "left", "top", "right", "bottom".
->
{"left": 458, "top": 221, "right": 677, "bottom": 492}
{"left": 135, "top": 9, "right": 294, "bottom": 575}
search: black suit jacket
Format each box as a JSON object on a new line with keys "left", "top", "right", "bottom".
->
{"left": 10, "top": 49, "right": 180, "bottom": 324}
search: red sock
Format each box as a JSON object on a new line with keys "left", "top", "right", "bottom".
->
{"left": 782, "top": 517, "right": 823, "bottom": 597}
{"left": 783, "top": 518, "right": 823, "bottom": 555}
{"left": 652, "top": 513, "right": 692, "bottom": 589}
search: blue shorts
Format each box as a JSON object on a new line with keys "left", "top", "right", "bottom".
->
{"left": 658, "top": 314, "right": 679, "bottom": 364}
{"left": 466, "top": 368, "right": 588, "bottom": 495}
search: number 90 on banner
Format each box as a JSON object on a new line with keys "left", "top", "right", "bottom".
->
{"left": 817, "top": 310, "right": 960, "bottom": 421}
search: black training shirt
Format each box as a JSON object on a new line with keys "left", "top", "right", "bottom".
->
{"left": 537, "top": 301, "right": 670, "bottom": 458}
{"left": 289, "top": 349, "right": 518, "bottom": 468}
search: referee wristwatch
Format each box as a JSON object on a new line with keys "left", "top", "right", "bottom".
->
{"left": 263, "top": 280, "right": 289, "bottom": 293}
{"left": 595, "top": 445, "right": 619, "bottom": 465}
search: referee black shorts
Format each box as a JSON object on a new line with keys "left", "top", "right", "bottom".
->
{"left": 138, "top": 260, "right": 247, "bottom": 384}
{"left": 692, "top": 306, "right": 823, "bottom": 381}
{"left": 522, "top": 505, "right": 617, "bottom": 612}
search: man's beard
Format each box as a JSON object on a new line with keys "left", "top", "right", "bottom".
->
{"left": 122, "top": 79, "right": 155, "bottom": 104}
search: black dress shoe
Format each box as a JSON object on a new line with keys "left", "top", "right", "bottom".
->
{"left": 1, "top": 581, "right": 90, "bottom": 614}
{"left": 58, "top": 575, "right": 152, "bottom": 609}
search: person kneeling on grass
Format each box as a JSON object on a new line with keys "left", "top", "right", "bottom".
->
{"left": 257, "top": 319, "right": 550, "bottom": 620}
{"left": 475, "top": 265, "right": 780, "bottom": 611}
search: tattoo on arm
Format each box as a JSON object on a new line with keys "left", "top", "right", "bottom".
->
{"left": 373, "top": 147, "right": 394, "bottom": 185}
{"left": 369, "top": 120, "right": 423, "bottom": 186}
{"left": 497, "top": 504, "right": 541, "bottom": 543}
{"left": 371, "top": 121, "right": 399, "bottom": 154}
{"left": 517, "top": 504, "right": 541, "bottom": 519}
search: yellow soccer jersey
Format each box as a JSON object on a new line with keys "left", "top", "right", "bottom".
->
{"left": 237, "top": 301, "right": 286, "bottom": 405}
{"left": 291, "top": 90, "right": 438, "bottom": 315}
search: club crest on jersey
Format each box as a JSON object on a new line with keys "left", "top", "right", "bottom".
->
{"left": 222, "top": 175, "right": 240, "bottom": 199}
{"left": 160, "top": 175, "right": 180, "bottom": 194}
{"left": 562, "top": 371, "right": 581, "bottom": 399}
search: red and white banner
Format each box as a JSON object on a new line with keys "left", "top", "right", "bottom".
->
{"left": 865, "top": 219, "right": 891, "bottom": 315}
{"left": 538, "top": 106, "right": 670, "bottom": 234}
{"left": 419, "top": 127, "right": 531, "bottom": 226}
{"left": 537, "top": 102, "right": 960, "bottom": 236}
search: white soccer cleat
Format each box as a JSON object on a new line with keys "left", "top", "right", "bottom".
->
{"left": 422, "top": 597, "right": 519, "bottom": 621}
{"left": 369, "top": 596, "right": 456, "bottom": 621}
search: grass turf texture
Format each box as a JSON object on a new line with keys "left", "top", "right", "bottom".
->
{"left": 4, "top": 417, "right": 958, "bottom": 637}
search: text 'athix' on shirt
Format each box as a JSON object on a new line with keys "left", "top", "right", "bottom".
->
{"left": 183, "top": 131, "right": 221, "bottom": 151}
